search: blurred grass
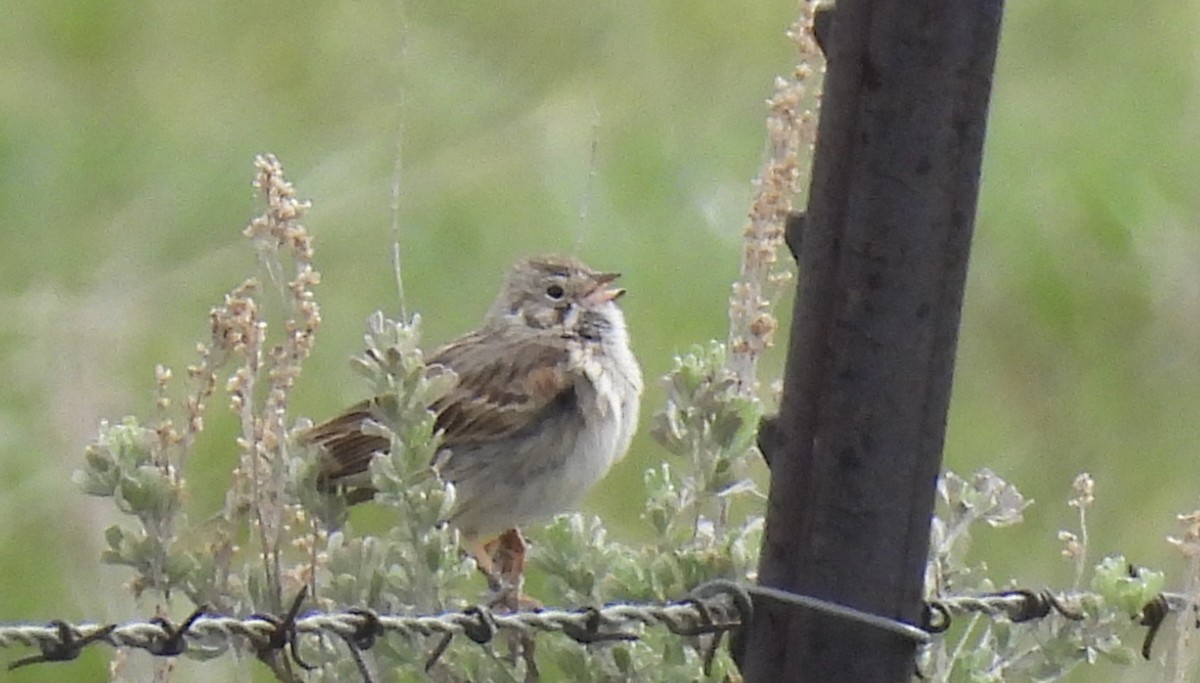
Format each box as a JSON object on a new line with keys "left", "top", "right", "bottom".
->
{"left": 1, "top": 1, "right": 1199, "bottom": 681}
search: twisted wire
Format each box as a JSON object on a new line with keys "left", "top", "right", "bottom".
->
{"left": 933, "top": 590, "right": 1188, "bottom": 621}
{"left": 0, "top": 597, "right": 741, "bottom": 663}
{"left": 1, "top": 585, "right": 1188, "bottom": 670}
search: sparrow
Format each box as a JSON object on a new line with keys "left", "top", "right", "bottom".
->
{"left": 303, "top": 254, "right": 643, "bottom": 581}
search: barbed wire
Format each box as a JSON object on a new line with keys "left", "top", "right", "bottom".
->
{"left": 0, "top": 583, "right": 1187, "bottom": 677}
{"left": 928, "top": 588, "right": 1189, "bottom": 661}
{"left": 0, "top": 584, "right": 745, "bottom": 674}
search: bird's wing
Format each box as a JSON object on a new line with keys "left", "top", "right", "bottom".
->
{"left": 430, "top": 327, "right": 575, "bottom": 447}
{"left": 302, "top": 326, "right": 576, "bottom": 487}
{"left": 303, "top": 397, "right": 392, "bottom": 490}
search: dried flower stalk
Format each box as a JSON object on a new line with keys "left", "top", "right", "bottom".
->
{"left": 725, "top": 0, "right": 824, "bottom": 394}
{"left": 217, "top": 154, "right": 322, "bottom": 613}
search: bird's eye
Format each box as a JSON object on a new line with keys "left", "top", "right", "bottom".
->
{"left": 546, "top": 284, "right": 565, "bottom": 300}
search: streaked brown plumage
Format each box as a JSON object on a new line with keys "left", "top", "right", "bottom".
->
{"left": 303, "top": 254, "right": 643, "bottom": 579}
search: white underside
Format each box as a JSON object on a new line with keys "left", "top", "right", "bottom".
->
{"left": 446, "top": 301, "right": 642, "bottom": 540}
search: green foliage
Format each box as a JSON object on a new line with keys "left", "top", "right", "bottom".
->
{"left": 74, "top": 417, "right": 188, "bottom": 598}
{"left": 1090, "top": 557, "right": 1164, "bottom": 619}
{"left": 308, "top": 316, "right": 474, "bottom": 591}
{"left": 651, "top": 342, "right": 764, "bottom": 540}
{"left": 923, "top": 471, "right": 1164, "bottom": 683}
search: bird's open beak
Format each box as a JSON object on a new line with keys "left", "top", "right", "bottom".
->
{"left": 586, "top": 272, "right": 625, "bottom": 304}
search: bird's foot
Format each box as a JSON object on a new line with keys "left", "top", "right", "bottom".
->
{"left": 476, "top": 529, "right": 533, "bottom": 611}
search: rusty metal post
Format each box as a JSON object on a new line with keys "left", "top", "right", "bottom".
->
{"left": 742, "top": 0, "right": 1005, "bottom": 680}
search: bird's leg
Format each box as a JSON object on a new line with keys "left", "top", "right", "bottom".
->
{"left": 492, "top": 529, "right": 543, "bottom": 611}
{"left": 495, "top": 528, "right": 527, "bottom": 581}
{"left": 490, "top": 530, "right": 538, "bottom": 673}
{"left": 465, "top": 535, "right": 518, "bottom": 597}
{"left": 468, "top": 530, "right": 540, "bottom": 608}
{"left": 487, "top": 529, "right": 526, "bottom": 608}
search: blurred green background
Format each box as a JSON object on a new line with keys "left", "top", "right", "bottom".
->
{"left": 2, "top": 1, "right": 1198, "bottom": 681}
